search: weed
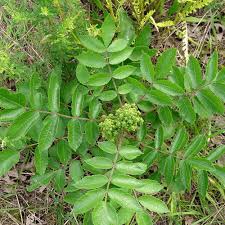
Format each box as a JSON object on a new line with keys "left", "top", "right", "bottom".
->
{"left": 0, "top": 12, "right": 225, "bottom": 224}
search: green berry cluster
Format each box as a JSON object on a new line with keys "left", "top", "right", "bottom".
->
{"left": 99, "top": 104, "right": 143, "bottom": 140}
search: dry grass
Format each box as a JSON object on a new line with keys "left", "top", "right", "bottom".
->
{"left": 0, "top": 172, "right": 57, "bottom": 225}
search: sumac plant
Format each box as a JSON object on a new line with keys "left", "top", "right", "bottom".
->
{"left": 1, "top": 12, "right": 225, "bottom": 225}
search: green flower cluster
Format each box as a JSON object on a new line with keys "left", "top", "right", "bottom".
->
{"left": 99, "top": 104, "right": 143, "bottom": 140}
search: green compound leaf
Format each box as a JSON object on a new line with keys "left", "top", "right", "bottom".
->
{"left": 89, "top": 98, "right": 102, "bottom": 119}
{"left": 108, "top": 188, "right": 142, "bottom": 212}
{"left": 76, "top": 64, "right": 90, "bottom": 85}
{"left": 0, "top": 108, "right": 25, "bottom": 122}
{"left": 77, "top": 51, "right": 106, "bottom": 68}
{"left": 71, "top": 86, "right": 85, "bottom": 117}
{"left": 118, "top": 9, "right": 135, "bottom": 42}
{"left": 48, "top": 68, "right": 61, "bottom": 112}
{"left": 186, "top": 56, "right": 203, "bottom": 89}
{"left": 147, "top": 90, "right": 173, "bottom": 106}
{"left": 187, "top": 158, "right": 214, "bottom": 171}
{"left": 180, "top": 160, "right": 192, "bottom": 191}
{"left": 56, "top": 140, "right": 72, "bottom": 164}
{"left": 140, "top": 53, "right": 155, "bottom": 83}
{"left": 38, "top": 115, "right": 59, "bottom": 151}
{"left": 209, "top": 82, "right": 225, "bottom": 102}
{"left": 127, "top": 77, "right": 148, "bottom": 95}
{"left": 34, "top": 147, "right": 48, "bottom": 175}
{"left": 118, "top": 208, "right": 134, "bottom": 225}
{"left": 79, "top": 35, "right": 106, "bottom": 53}
{"left": 138, "top": 195, "right": 169, "bottom": 214}
{"left": 85, "top": 157, "right": 113, "bottom": 169}
{"left": 130, "top": 47, "right": 156, "bottom": 61}
{"left": 111, "top": 174, "right": 144, "bottom": 189}
{"left": 85, "top": 121, "right": 99, "bottom": 145}
{"left": 192, "top": 97, "right": 212, "bottom": 118}
{"left": 29, "top": 74, "right": 42, "bottom": 110}
{"left": 92, "top": 202, "right": 118, "bottom": 225}
{"left": 99, "top": 90, "right": 117, "bottom": 101}
{"left": 216, "top": 67, "right": 225, "bottom": 82}
{"left": 7, "top": 111, "right": 39, "bottom": 141}
{"left": 116, "top": 161, "right": 147, "bottom": 175}
{"left": 107, "top": 38, "right": 128, "bottom": 52}
{"left": 137, "top": 123, "right": 147, "bottom": 142}
{"left": 136, "top": 211, "right": 153, "bottom": 225}
{"left": 60, "top": 80, "right": 76, "bottom": 104}
{"left": 184, "top": 135, "right": 206, "bottom": 159}
{"left": 0, "top": 150, "right": 20, "bottom": 177}
{"left": 68, "top": 119, "right": 83, "bottom": 151}
{"left": 109, "top": 47, "right": 133, "bottom": 65}
{"left": 119, "top": 145, "right": 143, "bottom": 160}
{"left": 170, "top": 127, "right": 188, "bottom": 153}
{"left": 155, "top": 126, "right": 164, "bottom": 149}
{"left": 83, "top": 212, "right": 93, "bottom": 225}
{"left": 88, "top": 74, "right": 111, "bottom": 86}
{"left": 113, "top": 65, "right": 136, "bottom": 80}
{"left": 143, "top": 151, "right": 158, "bottom": 167}
{"left": 0, "top": 88, "right": 26, "bottom": 109}
{"left": 158, "top": 106, "right": 173, "bottom": 125}
{"left": 210, "top": 166, "right": 225, "bottom": 187}
{"left": 64, "top": 192, "right": 83, "bottom": 204}
{"left": 196, "top": 89, "right": 224, "bottom": 114}
{"left": 177, "top": 97, "right": 196, "bottom": 123}
{"left": 165, "top": 155, "right": 175, "bottom": 184}
{"left": 135, "top": 25, "right": 152, "bottom": 47}
{"left": 74, "top": 175, "right": 108, "bottom": 190}
{"left": 153, "top": 80, "right": 184, "bottom": 96}
{"left": 69, "top": 160, "right": 84, "bottom": 182}
{"left": 118, "top": 83, "right": 132, "bottom": 95}
{"left": 170, "top": 66, "right": 184, "bottom": 88}
{"left": 54, "top": 169, "right": 65, "bottom": 192}
{"left": 98, "top": 141, "right": 117, "bottom": 154}
{"left": 138, "top": 101, "right": 153, "bottom": 112}
{"left": 158, "top": 106, "right": 173, "bottom": 126}
{"left": 72, "top": 189, "right": 105, "bottom": 214}
{"left": 27, "top": 171, "right": 55, "bottom": 192}
{"left": 205, "top": 51, "right": 218, "bottom": 82}
{"left": 197, "top": 170, "right": 208, "bottom": 199}
{"left": 207, "top": 145, "right": 225, "bottom": 162}
{"left": 135, "top": 179, "right": 163, "bottom": 194}
{"left": 101, "top": 14, "right": 116, "bottom": 47}
{"left": 155, "top": 48, "right": 177, "bottom": 79}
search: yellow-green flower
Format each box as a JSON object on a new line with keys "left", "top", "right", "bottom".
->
{"left": 99, "top": 104, "right": 143, "bottom": 140}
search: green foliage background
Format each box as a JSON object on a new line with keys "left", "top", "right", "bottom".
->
{"left": 0, "top": 0, "right": 225, "bottom": 224}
